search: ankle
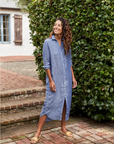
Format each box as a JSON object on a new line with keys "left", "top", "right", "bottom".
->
{"left": 61, "top": 127, "right": 66, "bottom": 131}
{"left": 35, "top": 131, "right": 41, "bottom": 137}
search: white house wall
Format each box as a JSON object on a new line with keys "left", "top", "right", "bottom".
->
{"left": 0, "top": 1, "right": 36, "bottom": 56}
{"left": 0, "top": 0, "right": 17, "bottom": 8}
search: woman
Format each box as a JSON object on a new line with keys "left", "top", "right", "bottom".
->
{"left": 31, "top": 17, "right": 77, "bottom": 143}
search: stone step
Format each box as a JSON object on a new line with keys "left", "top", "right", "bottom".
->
{"left": 0, "top": 96, "right": 45, "bottom": 116}
{"left": 1, "top": 109, "right": 41, "bottom": 130}
{"left": 0, "top": 86, "right": 46, "bottom": 102}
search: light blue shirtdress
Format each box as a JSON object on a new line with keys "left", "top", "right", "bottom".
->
{"left": 40, "top": 35, "right": 73, "bottom": 121}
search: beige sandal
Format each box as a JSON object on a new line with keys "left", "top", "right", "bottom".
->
{"left": 60, "top": 130, "right": 73, "bottom": 137}
{"left": 30, "top": 135, "right": 41, "bottom": 144}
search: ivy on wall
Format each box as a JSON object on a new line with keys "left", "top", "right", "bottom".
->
{"left": 28, "top": 0, "right": 114, "bottom": 121}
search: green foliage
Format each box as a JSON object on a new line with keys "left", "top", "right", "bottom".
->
{"left": 13, "top": 0, "right": 32, "bottom": 12}
{"left": 28, "top": 0, "right": 114, "bottom": 121}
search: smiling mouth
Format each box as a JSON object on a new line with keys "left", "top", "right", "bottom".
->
{"left": 54, "top": 30, "right": 59, "bottom": 32}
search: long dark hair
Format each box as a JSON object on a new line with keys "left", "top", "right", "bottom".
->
{"left": 48, "top": 17, "right": 72, "bottom": 54}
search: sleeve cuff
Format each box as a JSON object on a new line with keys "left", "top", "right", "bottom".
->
{"left": 43, "top": 65, "right": 51, "bottom": 69}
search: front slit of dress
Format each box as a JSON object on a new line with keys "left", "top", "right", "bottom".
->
{"left": 61, "top": 98, "right": 67, "bottom": 119}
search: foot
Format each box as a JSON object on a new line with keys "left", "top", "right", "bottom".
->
{"left": 30, "top": 133, "right": 41, "bottom": 144}
{"left": 60, "top": 128, "right": 73, "bottom": 137}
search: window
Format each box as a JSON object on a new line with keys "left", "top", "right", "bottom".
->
{"left": 0, "top": 14, "right": 10, "bottom": 44}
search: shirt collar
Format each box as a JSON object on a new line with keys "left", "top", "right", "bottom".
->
{"left": 52, "top": 35, "right": 63, "bottom": 41}
{"left": 52, "top": 35, "right": 56, "bottom": 40}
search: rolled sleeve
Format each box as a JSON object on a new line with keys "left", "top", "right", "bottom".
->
{"left": 42, "top": 40, "right": 51, "bottom": 69}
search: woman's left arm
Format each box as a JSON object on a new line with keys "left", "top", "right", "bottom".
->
{"left": 69, "top": 49, "right": 77, "bottom": 88}
{"left": 71, "top": 66, "right": 77, "bottom": 88}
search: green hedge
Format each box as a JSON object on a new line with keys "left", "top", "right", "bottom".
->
{"left": 28, "top": 0, "right": 114, "bottom": 121}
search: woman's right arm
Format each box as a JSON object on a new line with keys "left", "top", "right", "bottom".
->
{"left": 45, "top": 69, "right": 56, "bottom": 92}
{"left": 42, "top": 40, "right": 56, "bottom": 92}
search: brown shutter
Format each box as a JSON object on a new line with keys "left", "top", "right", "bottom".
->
{"left": 14, "top": 14, "right": 22, "bottom": 45}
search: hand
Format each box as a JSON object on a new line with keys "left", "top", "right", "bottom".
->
{"left": 50, "top": 81, "right": 56, "bottom": 92}
{"left": 72, "top": 78, "right": 77, "bottom": 88}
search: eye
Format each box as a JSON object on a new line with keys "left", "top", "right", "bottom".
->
{"left": 58, "top": 24, "right": 62, "bottom": 27}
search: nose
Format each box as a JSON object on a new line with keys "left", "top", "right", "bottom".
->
{"left": 54, "top": 25, "right": 58, "bottom": 29}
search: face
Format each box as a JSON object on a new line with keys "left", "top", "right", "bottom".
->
{"left": 53, "top": 20, "right": 63, "bottom": 35}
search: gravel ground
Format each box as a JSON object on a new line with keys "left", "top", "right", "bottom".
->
{"left": 0, "top": 61, "right": 39, "bottom": 79}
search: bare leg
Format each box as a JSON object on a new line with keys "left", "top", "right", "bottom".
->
{"left": 61, "top": 100, "right": 73, "bottom": 136}
{"left": 31, "top": 115, "right": 47, "bottom": 143}
{"left": 61, "top": 100, "right": 67, "bottom": 133}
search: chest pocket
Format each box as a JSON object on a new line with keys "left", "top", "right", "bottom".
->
{"left": 53, "top": 47, "right": 59, "bottom": 55}
{"left": 49, "top": 42, "right": 59, "bottom": 55}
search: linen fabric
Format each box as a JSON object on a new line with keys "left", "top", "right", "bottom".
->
{"left": 40, "top": 35, "right": 73, "bottom": 121}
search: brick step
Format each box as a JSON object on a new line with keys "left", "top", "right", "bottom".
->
{"left": 1, "top": 109, "right": 41, "bottom": 130}
{"left": 0, "top": 86, "right": 46, "bottom": 102}
{"left": 0, "top": 96, "right": 45, "bottom": 116}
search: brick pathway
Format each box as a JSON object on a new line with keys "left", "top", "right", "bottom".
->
{"left": 0, "top": 121, "right": 114, "bottom": 144}
{"left": 0, "top": 68, "right": 44, "bottom": 91}
{"left": 0, "top": 56, "right": 44, "bottom": 91}
{"left": 0, "top": 56, "right": 35, "bottom": 62}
